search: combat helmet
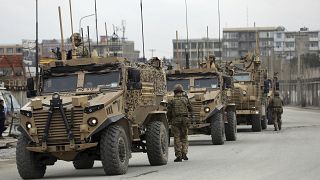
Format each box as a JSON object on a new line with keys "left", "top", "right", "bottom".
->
{"left": 174, "top": 84, "right": 184, "bottom": 93}
{"left": 70, "top": 33, "right": 81, "bottom": 41}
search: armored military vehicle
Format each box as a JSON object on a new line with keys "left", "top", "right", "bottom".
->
{"left": 166, "top": 57, "right": 237, "bottom": 145}
{"left": 16, "top": 57, "right": 169, "bottom": 179}
{"left": 231, "top": 54, "right": 269, "bottom": 131}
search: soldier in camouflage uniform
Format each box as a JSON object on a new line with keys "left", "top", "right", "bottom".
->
{"left": 167, "top": 84, "right": 193, "bottom": 162}
{"left": 70, "top": 33, "right": 89, "bottom": 58}
{"left": 268, "top": 91, "right": 283, "bottom": 131}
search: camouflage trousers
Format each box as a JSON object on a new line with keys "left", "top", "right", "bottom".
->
{"left": 172, "top": 124, "right": 189, "bottom": 158}
{"left": 272, "top": 109, "right": 282, "bottom": 131}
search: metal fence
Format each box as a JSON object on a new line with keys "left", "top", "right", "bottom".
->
{"left": 280, "top": 78, "right": 320, "bottom": 107}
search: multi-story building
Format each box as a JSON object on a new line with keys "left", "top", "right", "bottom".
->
{"left": 93, "top": 35, "right": 140, "bottom": 61}
{"left": 222, "top": 27, "right": 282, "bottom": 61}
{"left": 273, "top": 27, "right": 320, "bottom": 60}
{"left": 0, "top": 44, "right": 23, "bottom": 55}
{"left": 172, "top": 38, "right": 222, "bottom": 68}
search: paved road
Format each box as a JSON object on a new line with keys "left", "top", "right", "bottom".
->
{"left": 1, "top": 107, "right": 320, "bottom": 180}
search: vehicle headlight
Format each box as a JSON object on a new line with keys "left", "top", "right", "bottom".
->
{"left": 52, "top": 93, "right": 60, "bottom": 99}
{"left": 26, "top": 122, "right": 32, "bottom": 129}
{"left": 87, "top": 117, "right": 98, "bottom": 127}
{"left": 255, "top": 111, "right": 259, "bottom": 114}
{"left": 242, "top": 90, "right": 247, "bottom": 96}
{"left": 204, "top": 107, "right": 211, "bottom": 113}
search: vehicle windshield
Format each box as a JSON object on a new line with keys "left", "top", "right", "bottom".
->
{"left": 194, "top": 77, "right": 219, "bottom": 89}
{"left": 234, "top": 73, "right": 251, "bottom": 82}
{"left": 84, "top": 71, "right": 120, "bottom": 88}
{"left": 43, "top": 75, "right": 78, "bottom": 93}
{"left": 167, "top": 79, "right": 190, "bottom": 91}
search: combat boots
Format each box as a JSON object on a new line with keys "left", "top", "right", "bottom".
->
{"left": 174, "top": 156, "right": 182, "bottom": 162}
{"left": 182, "top": 154, "right": 188, "bottom": 160}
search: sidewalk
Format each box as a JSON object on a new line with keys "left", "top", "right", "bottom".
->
{"left": 285, "top": 106, "right": 320, "bottom": 112}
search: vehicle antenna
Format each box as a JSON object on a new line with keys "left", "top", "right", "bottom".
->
{"left": 69, "top": 0, "right": 76, "bottom": 59}
{"left": 94, "top": 0, "right": 99, "bottom": 56}
{"left": 140, "top": 0, "right": 146, "bottom": 61}
{"left": 87, "top": 26, "right": 92, "bottom": 58}
{"left": 58, "top": 6, "right": 66, "bottom": 60}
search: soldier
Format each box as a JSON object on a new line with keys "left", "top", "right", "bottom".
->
{"left": 70, "top": 33, "right": 89, "bottom": 58}
{"left": 0, "top": 99, "right": 5, "bottom": 139}
{"left": 167, "top": 84, "right": 193, "bottom": 162}
{"left": 268, "top": 91, "right": 283, "bottom": 131}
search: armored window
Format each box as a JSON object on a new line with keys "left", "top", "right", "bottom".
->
{"left": 194, "top": 77, "right": 219, "bottom": 89}
{"left": 167, "top": 79, "right": 190, "bottom": 91}
{"left": 84, "top": 71, "right": 120, "bottom": 88}
{"left": 43, "top": 75, "right": 78, "bottom": 93}
{"left": 234, "top": 73, "right": 251, "bottom": 82}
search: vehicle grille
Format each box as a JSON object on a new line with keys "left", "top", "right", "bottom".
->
{"left": 33, "top": 108, "right": 84, "bottom": 144}
{"left": 191, "top": 101, "right": 202, "bottom": 122}
{"left": 233, "top": 88, "right": 256, "bottom": 110}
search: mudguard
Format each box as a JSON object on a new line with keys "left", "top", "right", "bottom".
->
{"left": 88, "top": 114, "right": 126, "bottom": 137}
{"left": 207, "top": 104, "right": 224, "bottom": 119}
{"left": 143, "top": 111, "right": 169, "bottom": 129}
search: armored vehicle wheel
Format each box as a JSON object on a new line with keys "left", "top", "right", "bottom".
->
{"left": 225, "top": 110, "right": 237, "bottom": 141}
{"left": 73, "top": 158, "right": 94, "bottom": 169}
{"left": 261, "top": 116, "right": 267, "bottom": 130}
{"left": 100, "top": 125, "right": 129, "bottom": 175}
{"left": 146, "top": 121, "right": 169, "bottom": 166}
{"left": 211, "top": 111, "right": 225, "bottom": 145}
{"left": 16, "top": 133, "right": 46, "bottom": 179}
{"left": 252, "top": 114, "right": 262, "bottom": 132}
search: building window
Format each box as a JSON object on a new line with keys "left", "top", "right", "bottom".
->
{"left": 310, "top": 42, "right": 318, "bottom": 47}
{"left": 276, "top": 42, "right": 282, "bottom": 48}
{"left": 277, "top": 33, "right": 282, "bottom": 39}
{"left": 191, "top": 43, "right": 197, "bottom": 49}
{"left": 286, "top": 33, "right": 294, "bottom": 39}
{"left": 285, "top": 42, "right": 295, "bottom": 48}
{"left": 0, "top": 48, "right": 3, "bottom": 54}
{"left": 7, "top": 48, "right": 14, "bottom": 54}
{"left": 16, "top": 48, "right": 22, "bottom": 53}
{"left": 309, "top": 33, "right": 318, "bottom": 38}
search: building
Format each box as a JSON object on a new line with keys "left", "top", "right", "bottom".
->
{"left": 172, "top": 38, "right": 222, "bottom": 68}
{"left": 222, "top": 27, "right": 282, "bottom": 61}
{"left": 94, "top": 34, "right": 140, "bottom": 61}
{"left": 273, "top": 27, "right": 320, "bottom": 60}
{"left": 0, "top": 44, "right": 23, "bottom": 55}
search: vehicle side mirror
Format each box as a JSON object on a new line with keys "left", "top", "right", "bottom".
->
{"left": 127, "top": 68, "right": 142, "bottom": 90}
{"left": 27, "top": 78, "right": 34, "bottom": 91}
{"left": 26, "top": 78, "right": 37, "bottom": 98}
{"left": 223, "top": 76, "right": 233, "bottom": 89}
{"left": 264, "top": 80, "right": 270, "bottom": 94}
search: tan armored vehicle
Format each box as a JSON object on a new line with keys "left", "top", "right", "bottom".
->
{"left": 230, "top": 54, "right": 269, "bottom": 131}
{"left": 17, "top": 57, "right": 169, "bottom": 179}
{"left": 166, "top": 57, "right": 237, "bottom": 145}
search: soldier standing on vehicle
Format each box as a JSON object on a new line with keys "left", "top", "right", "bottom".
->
{"left": 70, "top": 33, "right": 89, "bottom": 58}
{"left": 0, "top": 99, "right": 5, "bottom": 139}
{"left": 167, "top": 84, "right": 193, "bottom": 162}
{"left": 268, "top": 91, "right": 283, "bottom": 131}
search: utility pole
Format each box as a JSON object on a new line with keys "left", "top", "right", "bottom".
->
{"left": 149, "top": 49, "right": 156, "bottom": 58}
{"left": 35, "top": 0, "right": 39, "bottom": 92}
{"left": 185, "top": 0, "right": 190, "bottom": 69}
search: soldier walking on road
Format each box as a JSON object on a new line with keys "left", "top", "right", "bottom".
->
{"left": 269, "top": 92, "right": 283, "bottom": 131}
{"left": 0, "top": 99, "right": 6, "bottom": 139}
{"left": 167, "top": 84, "right": 193, "bottom": 162}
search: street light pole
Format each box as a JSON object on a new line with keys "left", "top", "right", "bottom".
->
{"left": 79, "top": 14, "right": 95, "bottom": 34}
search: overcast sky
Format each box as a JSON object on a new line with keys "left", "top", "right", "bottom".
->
{"left": 1, "top": 0, "right": 319, "bottom": 58}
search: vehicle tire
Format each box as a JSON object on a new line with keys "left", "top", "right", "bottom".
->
{"left": 146, "top": 121, "right": 168, "bottom": 166}
{"left": 225, "top": 110, "right": 237, "bottom": 141}
{"left": 73, "top": 158, "right": 94, "bottom": 169}
{"left": 211, "top": 111, "right": 225, "bottom": 145}
{"left": 100, "top": 125, "right": 129, "bottom": 175}
{"left": 252, "top": 114, "right": 262, "bottom": 132}
{"left": 16, "top": 133, "right": 46, "bottom": 179}
{"left": 261, "top": 116, "right": 267, "bottom": 130}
